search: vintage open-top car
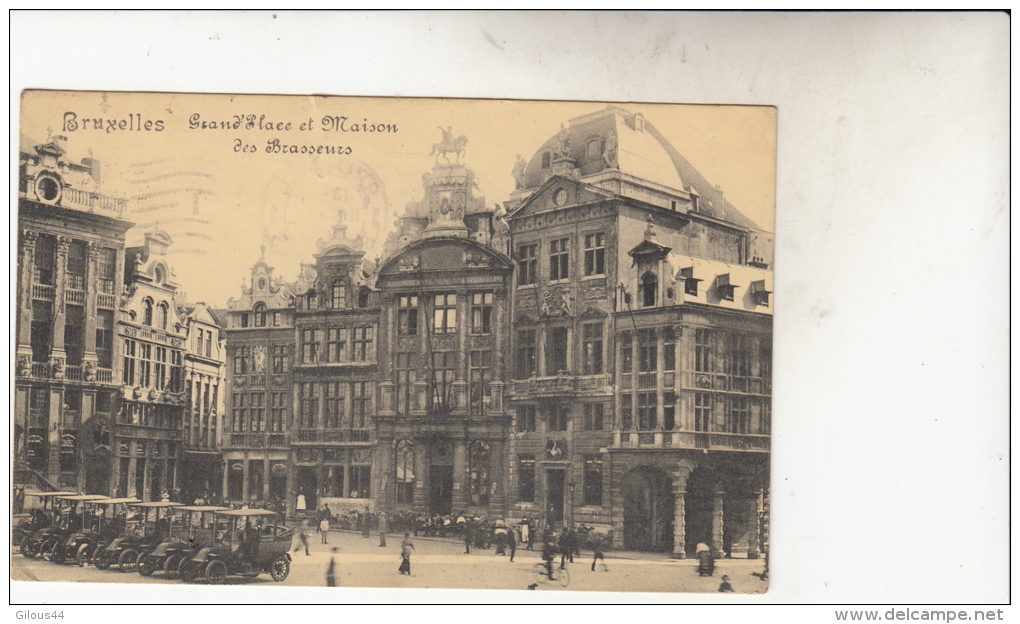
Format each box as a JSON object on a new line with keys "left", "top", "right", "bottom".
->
{"left": 45, "top": 494, "right": 112, "bottom": 564}
{"left": 91, "top": 501, "right": 182, "bottom": 572}
{"left": 138, "top": 505, "right": 227, "bottom": 578}
{"left": 64, "top": 497, "right": 140, "bottom": 567}
{"left": 179, "top": 508, "right": 294, "bottom": 584}
{"left": 15, "top": 491, "right": 76, "bottom": 556}
{"left": 26, "top": 493, "right": 98, "bottom": 561}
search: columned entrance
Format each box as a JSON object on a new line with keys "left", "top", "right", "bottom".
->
{"left": 622, "top": 467, "right": 675, "bottom": 552}
{"left": 428, "top": 466, "right": 453, "bottom": 515}
{"left": 296, "top": 467, "right": 318, "bottom": 510}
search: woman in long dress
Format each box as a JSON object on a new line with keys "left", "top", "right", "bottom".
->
{"left": 296, "top": 492, "right": 307, "bottom": 512}
{"left": 398, "top": 533, "right": 415, "bottom": 575}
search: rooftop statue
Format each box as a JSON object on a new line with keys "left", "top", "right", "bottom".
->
{"left": 430, "top": 126, "right": 468, "bottom": 163}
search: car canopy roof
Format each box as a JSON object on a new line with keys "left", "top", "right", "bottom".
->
{"left": 25, "top": 491, "right": 77, "bottom": 498}
{"left": 177, "top": 506, "right": 229, "bottom": 512}
{"left": 58, "top": 494, "right": 111, "bottom": 501}
{"left": 130, "top": 501, "right": 185, "bottom": 508}
{"left": 93, "top": 498, "right": 142, "bottom": 505}
{"left": 215, "top": 508, "right": 277, "bottom": 517}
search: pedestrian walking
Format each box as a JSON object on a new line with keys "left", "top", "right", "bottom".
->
{"left": 696, "top": 542, "right": 715, "bottom": 577}
{"left": 718, "top": 575, "right": 734, "bottom": 593}
{"left": 398, "top": 532, "right": 415, "bottom": 575}
{"left": 326, "top": 547, "right": 338, "bottom": 586}
{"left": 378, "top": 512, "right": 388, "bottom": 547}
{"left": 521, "top": 518, "right": 531, "bottom": 550}
{"left": 591, "top": 530, "right": 611, "bottom": 572}
{"left": 320, "top": 516, "right": 330, "bottom": 543}
{"left": 463, "top": 519, "right": 472, "bottom": 554}
{"left": 361, "top": 506, "right": 372, "bottom": 539}
{"left": 293, "top": 520, "right": 310, "bottom": 556}
{"left": 508, "top": 524, "right": 517, "bottom": 562}
{"left": 296, "top": 491, "right": 307, "bottom": 513}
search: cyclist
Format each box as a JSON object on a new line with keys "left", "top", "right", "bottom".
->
{"left": 541, "top": 535, "right": 556, "bottom": 581}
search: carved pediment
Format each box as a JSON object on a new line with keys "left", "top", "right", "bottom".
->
{"left": 507, "top": 175, "right": 615, "bottom": 220}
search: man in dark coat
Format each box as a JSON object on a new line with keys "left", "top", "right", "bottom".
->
{"left": 508, "top": 525, "right": 517, "bottom": 563}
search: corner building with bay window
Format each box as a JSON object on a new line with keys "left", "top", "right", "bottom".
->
{"left": 503, "top": 106, "right": 773, "bottom": 558}
{"left": 374, "top": 157, "right": 514, "bottom": 518}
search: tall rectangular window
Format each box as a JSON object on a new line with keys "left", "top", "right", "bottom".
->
{"left": 269, "top": 392, "right": 286, "bottom": 433}
{"left": 725, "top": 334, "right": 750, "bottom": 378}
{"left": 620, "top": 332, "right": 633, "bottom": 373}
{"left": 139, "top": 343, "right": 152, "bottom": 388}
{"left": 583, "top": 455, "right": 603, "bottom": 506}
{"left": 331, "top": 282, "right": 346, "bottom": 309}
{"left": 154, "top": 346, "right": 167, "bottom": 390}
{"left": 63, "top": 305, "right": 85, "bottom": 365}
{"left": 517, "top": 244, "right": 537, "bottom": 286}
{"left": 327, "top": 327, "right": 347, "bottom": 362}
{"left": 66, "top": 240, "right": 87, "bottom": 291}
{"left": 430, "top": 352, "right": 456, "bottom": 411}
{"left": 299, "top": 382, "right": 318, "bottom": 428}
{"left": 518, "top": 456, "right": 536, "bottom": 502}
{"left": 758, "top": 342, "right": 772, "bottom": 380}
{"left": 582, "top": 323, "right": 603, "bottom": 375}
{"left": 302, "top": 329, "right": 320, "bottom": 364}
{"left": 98, "top": 247, "right": 117, "bottom": 294}
{"left": 232, "top": 393, "right": 246, "bottom": 432}
{"left": 638, "top": 392, "right": 657, "bottom": 430}
{"left": 469, "top": 350, "right": 492, "bottom": 415}
{"left": 205, "top": 329, "right": 213, "bottom": 357}
{"left": 33, "top": 234, "right": 56, "bottom": 285}
{"left": 351, "top": 381, "right": 370, "bottom": 427}
{"left": 638, "top": 329, "right": 658, "bottom": 372}
{"left": 583, "top": 403, "right": 604, "bottom": 431}
{"left": 695, "top": 329, "right": 712, "bottom": 373}
{"left": 547, "top": 326, "right": 568, "bottom": 375}
{"left": 398, "top": 295, "right": 418, "bottom": 336}
{"left": 395, "top": 352, "right": 417, "bottom": 414}
{"left": 249, "top": 392, "right": 265, "bottom": 432}
{"left": 663, "top": 391, "right": 677, "bottom": 431}
{"left": 122, "top": 339, "right": 136, "bottom": 385}
{"left": 433, "top": 294, "right": 457, "bottom": 334}
{"left": 349, "top": 466, "right": 371, "bottom": 499}
{"left": 96, "top": 309, "right": 115, "bottom": 368}
{"left": 516, "top": 329, "right": 537, "bottom": 379}
{"left": 548, "top": 405, "right": 569, "bottom": 432}
{"left": 516, "top": 405, "right": 536, "bottom": 432}
{"left": 664, "top": 327, "right": 676, "bottom": 372}
{"left": 30, "top": 301, "right": 53, "bottom": 362}
{"left": 233, "top": 346, "right": 248, "bottom": 375}
{"left": 694, "top": 392, "right": 712, "bottom": 432}
{"left": 272, "top": 345, "right": 288, "bottom": 374}
{"left": 728, "top": 396, "right": 750, "bottom": 434}
{"left": 324, "top": 382, "right": 344, "bottom": 428}
{"left": 549, "top": 237, "right": 569, "bottom": 281}
{"left": 583, "top": 232, "right": 606, "bottom": 276}
{"left": 470, "top": 292, "right": 493, "bottom": 334}
{"left": 352, "top": 326, "right": 373, "bottom": 362}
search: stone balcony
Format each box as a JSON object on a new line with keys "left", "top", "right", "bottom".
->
{"left": 293, "top": 428, "right": 373, "bottom": 445}
{"left": 613, "top": 429, "right": 770, "bottom": 453}
{"left": 224, "top": 431, "right": 290, "bottom": 449}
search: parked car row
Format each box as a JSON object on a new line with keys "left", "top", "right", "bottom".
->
{"left": 16, "top": 491, "right": 294, "bottom": 584}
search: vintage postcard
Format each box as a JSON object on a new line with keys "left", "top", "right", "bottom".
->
{"left": 13, "top": 91, "right": 774, "bottom": 594}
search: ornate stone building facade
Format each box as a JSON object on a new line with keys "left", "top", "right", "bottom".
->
{"left": 15, "top": 137, "right": 132, "bottom": 495}
{"left": 503, "top": 106, "right": 773, "bottom": 557}
{"left": 220, "top": 256, "right": 297, "bottom": 508}
{"left": 374, "top": 157, "right": 514, "bottom": 518}
{"left": 179, "top": 303, "right": 226, "bottom": 503}
{"left": 114, "top": 230, "right": 189, "bottom": 501}
{"left": 289, "top": 222, "right": 380, "bottom": 515}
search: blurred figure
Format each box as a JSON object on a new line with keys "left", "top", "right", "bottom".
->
{"left": 398, "top": 532, "right": 415, "bottom": 575}
{"left": 718, "top": 575, "right": 734, "bottom": 593}
{"left": 696, "top": 543, "right": 715, "bottom": 577}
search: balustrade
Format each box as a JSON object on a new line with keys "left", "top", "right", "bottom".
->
{"left": 614, "top": 429, "right": 769, "bottom": 452}
{"left": 31, "top": 283, "right": 55, "bottom": 301}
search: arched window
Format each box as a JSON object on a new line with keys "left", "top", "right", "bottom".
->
{"left": 331, "top": 281, "right": 346, "bottom": 309}
{"left": 587, "top": 137, "right": 604, "bottom": 161}
{"left": 253, "top": 303, "right": 267, "bottom": 327}
{"left": 143, "top": 299, "right": 154, "bottom": 326}
{"left": 541, "top": 152, "right": 551, "bottom": 169}
{"left": 157, "top": 302, "right": 169, "bottom": 330}
{"left": 468, "top": 441, "right": 491, "bottom": 506}
{"left": 641, "top": 271, "right": 658, "bottom": 308}
{"left": 395, "top": 440, "right": 415, "bottom": 504}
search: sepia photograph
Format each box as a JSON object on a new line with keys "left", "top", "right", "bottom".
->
{"left": 12, "top": 90, "right": 775, "bottom": 595}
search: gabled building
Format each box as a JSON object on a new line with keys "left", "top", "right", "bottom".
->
{"left": 15, "top": 136, "right": 132, "bottom": 495}
{"left": 221, "top": 254, "right": 297, "bottom": 508}
{"left": 375, "top": 155, "right": 514, "bottom": 518}
{"left": 179, "top": 303, "right": 226, "bottom": 504}
{"left": 503, "top": 106, "right": 772, "bottom": 558}
{"left": 115, "top": 229, "right": 189, "bottom": 500}
{"left": 288, "top": 220, "right": 380, "bottom": 515}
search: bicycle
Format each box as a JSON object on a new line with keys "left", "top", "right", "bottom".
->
{"left": 531, "top": 561, "right": 570, "bottom": 588}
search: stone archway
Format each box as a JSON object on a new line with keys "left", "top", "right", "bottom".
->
{"left": 684, "top": 466, "right": 717, "bottom": 557}
{"left": 621, "top": 466, "right": 675, "bottom": 552}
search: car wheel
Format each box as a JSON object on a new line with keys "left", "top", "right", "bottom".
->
{"left": 40, "top": 539, "right": 57, "bottom": 561}
{"left": 177, "top": 557, "right": 191, "bottom": 580}
{"left": 137, "top": 555, "right": 157, "bottom": 576}
{"left": 269, "top": 554, "right": 290, "bottom": 581}
{"left": 20, "top": 536, "right": 37, "bottom": 559}
{"left": 205, "top": 560, "right": 228, "bottom": 585}
{"left": 164, "top": 555, "right": 181, "bottom": 579}
{"left": 76, "top": 543, "right": 92, "bottom": 567}
{"left": 95, "top": 552, "right": 111, "bottom": 570}
{"left": 52, "top": 546, "right": 66, "bottom": 565}
{"left": 180, "top": 561, "right": 198, "bottom": 583}
{"left": 118, "top": 548, "right": 138, "bottom": 573}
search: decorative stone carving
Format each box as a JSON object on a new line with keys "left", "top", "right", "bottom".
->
{"left": 555, "top": 123, "right": 570, "bottom": 158}
{"left": 398, "top": 255, "right": 421, "bottom": 272}
{"left": 148, "top": 389, "right": 159, "bottom": 401}
{"left": 545, "top": 437, "right": 566, "bottom": 460}
{"left": 51, "top": 358, "right": 64, "bottom": 379}
{"left": 431, "top": 126, "right": 468, "bottom": 163}
{"left": 582, "top": 286, "right": 608, "bottom": 300}
{"left": 540, "top": 289, "right": 573, "bottom": 318}
{"left": 512, "top": 154, "right": 527, "bottom": 190}
{"left": 16, "top": 355, "right": 31, "bottom": 377}
{"left": 602, "top": 134, "right": 618, "bottom": 168}
{"left": 132, "top": 387, "right": 143, "bottom": 399}
{"left": 84, "top": 361, "right": 96, "bottom": 382}
{"left": 463, "top": 251, "right": 490, "bottom": 267}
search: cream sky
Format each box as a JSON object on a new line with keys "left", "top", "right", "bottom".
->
{"left": 20, "top": 91, "right": 775, "bottom": 307}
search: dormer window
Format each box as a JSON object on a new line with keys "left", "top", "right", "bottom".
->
{"left": 716, "top": 274, "right": 738, "bottom": 302}
{"left": 634, "top": 115, "right": 645, "bottom": 132}
{"left": 750, "top": 280, "right": 772, "bottom": 307}
{"left": 358, "top": 287, "right": 370, "bottom": 308}
{"left": 143, "top": 299, "right": 154, "bottom": 326}
{"left": 641, "top": 271, "right": 658, "bottom": 308}
{"left": 157, "top": 302, "right": 169, "bottom": 330}
{"left": 680, "top": 267, "right": 701, "bottom": 297}
{"left": 253, "top": 303, "right": 267, "bottom": 327}
{"left": 586, "top": 137, "right": 604, "bottom": 161}
{"left": 306, "top": 291, "right": 318, "bottom": 310}
{"left": 331, "top": 281, "right": 346, "bottom": 309}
